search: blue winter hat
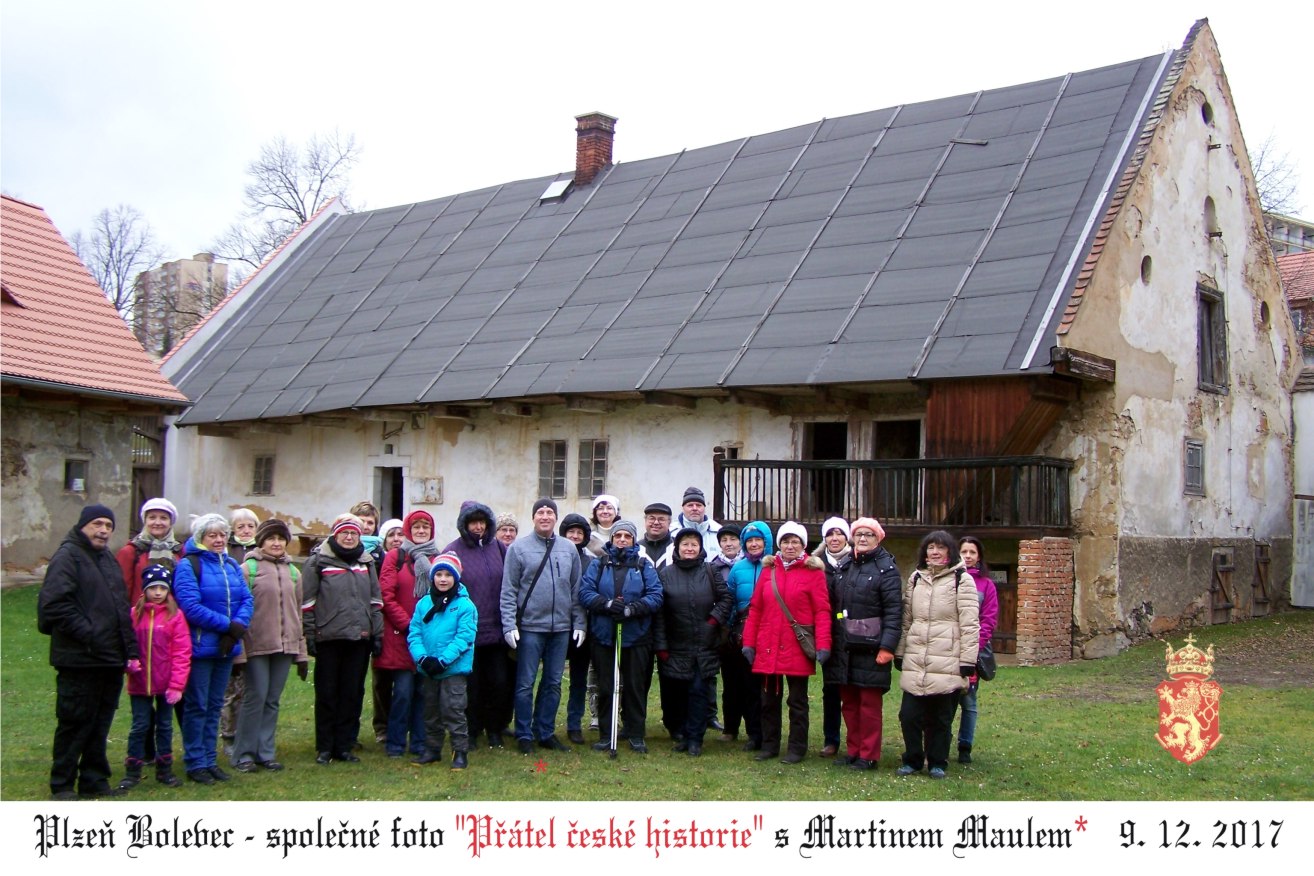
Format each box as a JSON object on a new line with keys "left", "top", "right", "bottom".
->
{"left": 429, "top": 552, "right": 463, "bottom": 585}
{"left": 141, "top": 564, "right": 173, "bottom": 591}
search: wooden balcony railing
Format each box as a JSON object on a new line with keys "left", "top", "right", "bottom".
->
{"left": 712, "top": 456, "right": 1073, "bottom": 537}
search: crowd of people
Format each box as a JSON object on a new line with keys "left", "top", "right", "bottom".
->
{"left": 36, "top": 488, "right": 999, "bottom": 798}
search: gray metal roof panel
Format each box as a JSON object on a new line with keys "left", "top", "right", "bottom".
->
{"left": 173, "top": 51, "right": 1172, "bottom": 422}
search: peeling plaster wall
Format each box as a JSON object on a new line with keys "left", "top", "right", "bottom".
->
{"left": 1, "top": 398, "right": 136, "bottom": 569}
{"left": 166, "top": 399, "right": 793, "bottom": 541}
{"left": 1047, "top": 34, "right": 1299, "bottom": 654}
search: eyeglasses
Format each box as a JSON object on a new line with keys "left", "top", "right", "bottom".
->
{"left": 612, "top": 533, "right": 634, "bottom": 541}
{"left": 854, "top": 532, "right": 877, "bottom": 539}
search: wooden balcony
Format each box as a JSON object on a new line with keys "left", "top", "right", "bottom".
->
{"left": 712, "top": 455, "right": 1073, "bottom": 538}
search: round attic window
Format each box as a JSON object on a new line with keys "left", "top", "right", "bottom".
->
{"left": 1140, "top": 255, "right": 1152, "bottom": 283}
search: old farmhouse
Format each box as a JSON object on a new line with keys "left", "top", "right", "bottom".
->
{"left": 1, "top": 195, "right": 190, "bottom": 571}
{"left": 161, "top": 21, "right": 1298, "bottom": 662}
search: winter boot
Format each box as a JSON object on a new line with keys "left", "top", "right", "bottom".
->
{"left": 450, "top": 750, "right": 468, "bottom": 770}
{"left": 155, "top": 755, "right": 182, "bottom": 787}
{"left": 117, "top": 758, "right": 144, "bottom": 790}
{"left": 957, "top": 743, "right": 972, "bottom": 764}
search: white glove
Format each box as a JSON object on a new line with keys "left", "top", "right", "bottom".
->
{"left": 572, "top": 629, "right": 585, "bottom": 648}
{"left": 504, "top": 630, "right": 519, "bottom": 649}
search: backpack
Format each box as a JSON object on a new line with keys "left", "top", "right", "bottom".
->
{"left": 243, "top": 557, "right": 300, "bottom": 589}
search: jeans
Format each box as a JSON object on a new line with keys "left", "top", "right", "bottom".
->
{"left": 182, "top": 657, "right": 234, "bottom": 771}
{"left": 566, "top": 631, "right": 593, "bottom": 732}
{"left": 513, "top": 630, "right": 568, "bottom": 741}
{"left": 957, "top": 680, "right": 979, "bottom": 746}
{"left": 127, "top": 694, "right": 173, "bottom": 764}
{"left": 232, "top": 653, "right": 294, "bottom": 764}
{"left": 386, "top": 669, "right": 426, "bottom": 755}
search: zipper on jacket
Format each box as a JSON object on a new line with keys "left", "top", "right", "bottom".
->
{"left": 146, "top": 608, "right": 156, "bottom": 692}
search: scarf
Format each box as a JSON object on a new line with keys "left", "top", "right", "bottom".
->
{"left": 406, "top": 537, "right": 440, "bottom": 599}
{"left": 423, "top": 585, "right": 455, "bottom": 623}
{"left": 674, "top": 554, "right": 704, "bottom": 571}
{"left": 328, "top": 536, "right": 365, "bottom": 563}
{"left": 133, "top": 533, "right": 179, "bottom": 565}
{"left": 824, "top": 546, "right": 851, "bottom": 567}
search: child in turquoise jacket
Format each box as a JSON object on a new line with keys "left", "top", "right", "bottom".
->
{"left": 407, "top": 553, "right": 477, "bottom": 769}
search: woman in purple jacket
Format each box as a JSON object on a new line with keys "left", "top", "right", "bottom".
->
{"left": 955, "top": 535, "right": 999, "bottom": 764}
{"left": 442, "top": 500, "right": 511, "bottom": 749}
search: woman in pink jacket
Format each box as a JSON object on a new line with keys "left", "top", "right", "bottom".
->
{"left": 955, "top": 535, "right": 998, "bottom": 764}
{"left": 741, "top": 521, "right": 831, "bottom": 764}
{"left": 120, "top": 564, "right": 191, "bottom": 789}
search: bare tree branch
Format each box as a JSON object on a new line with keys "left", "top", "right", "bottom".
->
{"left": 210, "top": 130, "right": 359, "bottom": 267}
{"left": 70, "top": 205, "right": 164, "bottom": 318}
{"left": 1251, "top": 134, "right": 1301, "bottom": 218}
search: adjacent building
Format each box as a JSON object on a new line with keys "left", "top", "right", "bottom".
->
{"left": 133, "top": 252, "right": 229, "bottom": 358}
{"left": 1, "top": 195, "right": 190, "bottom": 572}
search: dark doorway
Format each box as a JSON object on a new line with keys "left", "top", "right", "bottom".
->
{"left": 129, "top": 417, "right": 164, "bottom": 540}
{"left": 375, "top": 467, "right": 405, "bottom": 521}
{"left": 802, "top": 422, "right": 847, "bottom": 521}
{"left": 871, "top": 419, "right": 922, "bottom": 523}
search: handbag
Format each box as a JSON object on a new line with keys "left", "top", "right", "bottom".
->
{"left": 976, "top": 640, "right": 997, "bottom": 681}
{"left": 842, "top": 615, "right": 882, "bottom": 650}
{"left": 769, "top": 566, "right": 816, "bottom": 660}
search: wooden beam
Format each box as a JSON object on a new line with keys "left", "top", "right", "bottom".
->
{"left": 429, "top": 405, "right": 475, "bottom": 422}
{"left": 727, "top": 389, "right": 781, "bottom": 414}
{"left": 247, "top": 423, "right": 293, "bottom": 434}
{"left": 566, "top": 396, "right": 616, "bottom": 413}
{"left": 642, "top": 391, "right": 697, "bottom": 410}
{"left": 305, "top": 415, "right": 354, "bottom": 428}
{"left": 1050, "top": 346, "right": 1116, "bottom": 383}
{"left": 818, "top": 387, "right": 878, "bottom": 412}
{"left": 354, "top": 407, "right": 427, "bottom": 422}
{"left": 196, "top": 424, "right": 240, "bottom": 438}
{"left": 491, "top": 401, "right": 536, "bottom": 418}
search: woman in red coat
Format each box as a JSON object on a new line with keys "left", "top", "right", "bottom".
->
{"left": 375, "top": 511, "right": 435, "bottom": 758}
{"left": 741, "top": 521, "right": 831, "bottom": 763}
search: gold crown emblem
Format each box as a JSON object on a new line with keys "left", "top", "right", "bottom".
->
{"left": 1163, "top": 634, "right": 1216, "bottom": 679}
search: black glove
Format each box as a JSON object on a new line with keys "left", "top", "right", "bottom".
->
{"left": 371, "top": 636, "right": 383, "bottom": 658}
{"left": 433, "top": 658, "right": 449, "bottom": 674}
{"left": 605, "top": 597, "right": 626, "bottom": 618}
{"left": 419, "top": 656, "right": 442, "bottom": 676}
{"left": 227, "top": 621, "right": 247, "bottom": 638}
{"left": 816, "top": 649, "right": 830, "bottom": 664}
{"left": 959, "top": 664, "right": 976, "bottom": 677}
{"left": 296, "top": 662, "right": 309, "bottom": 681}
{"left": 893, "top": 657, "right": 903, "bottom": 672}
{"left": 741, "top": 646, "right": 756, "bottom": 665}
{"left": 305, "top": 638, "right": 317, "bottom": 658}
{"left": 623, "top": 603, "right": 641, "bottom": 618}
{"left": 217, "top": 634, "right": 237, "bottom": 657}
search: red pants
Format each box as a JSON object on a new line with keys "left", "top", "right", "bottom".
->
{"left": 839, "top": 685, "right": 884, "bottom": 761}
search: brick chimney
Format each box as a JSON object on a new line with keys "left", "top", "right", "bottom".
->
{"left": 575, "top": 112, "right": 617, "bottom": 186}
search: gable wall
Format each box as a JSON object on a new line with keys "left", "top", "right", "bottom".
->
{"left": 2, "top": 397, "right": 137, "bottom": 570}
{"left": 1043, "top": 32, "right": 1298, "bottom": 653}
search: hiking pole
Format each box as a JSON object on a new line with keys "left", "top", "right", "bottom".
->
{"left": 610, "top": 620, "right": 622, "bottom": 759}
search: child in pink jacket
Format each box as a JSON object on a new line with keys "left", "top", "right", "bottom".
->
{"left": 120, "top": 564, "right": 191, "bottom": 789}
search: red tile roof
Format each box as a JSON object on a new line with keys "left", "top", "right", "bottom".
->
{"left": 1278, "top": 251, "right": 1314, "bottom": 303}
{"left": 0, "top": 195, "right": 189, "bottom": 404}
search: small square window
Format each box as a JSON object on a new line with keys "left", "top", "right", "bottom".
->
{"left": 252, "top": 455, "right": 275, "bottom": 495}
{"left": 1184, "top": 439, "right": 1205, "bottom": 496}
{"left": 64, "top": 459, "right": 88, "bottom": 493}
{"left": 538, "top": 441, "right": 566, "bottom": 499}
{"left": 577, "top": 439, "right": 608, "bottom": 497}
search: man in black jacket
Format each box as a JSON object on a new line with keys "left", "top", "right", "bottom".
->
{"left": 37, "top": 504, "right": 139, "bottom": 799}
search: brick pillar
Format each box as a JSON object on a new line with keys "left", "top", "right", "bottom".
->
{"left": 1015, "top": 536, "right": 1074, "bottom": 665}
{"left": 575, "top": 112, "right": 618, "bottom": 186}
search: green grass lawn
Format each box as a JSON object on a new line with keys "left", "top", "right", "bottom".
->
{"left": 3, "top": 583, "right": 1311, "bottom": 801}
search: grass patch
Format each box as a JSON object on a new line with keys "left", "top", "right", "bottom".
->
{"left": 3, "top": 584, "right": 1311, "bottom": 801}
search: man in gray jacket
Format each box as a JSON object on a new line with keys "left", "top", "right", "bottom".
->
{"left": 500, "top": 498, "right": 584, "bottom": 754}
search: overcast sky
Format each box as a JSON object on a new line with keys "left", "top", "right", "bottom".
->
{"left": 2, "top": 1, "right": 1309, "bottom": 261}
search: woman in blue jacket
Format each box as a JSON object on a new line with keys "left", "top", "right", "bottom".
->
{"left": 722, "top": 520, "right": 772, "bottom": 750}
{"left": 577, "top": 520, "right": 663, "bottom": 754}
{"left": 172, "top": 513, "right": 254, "bottom": 785}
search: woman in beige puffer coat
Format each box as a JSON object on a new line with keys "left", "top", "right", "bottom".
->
{"left": 893, "top": 530, "right": 978, "bottom": 779}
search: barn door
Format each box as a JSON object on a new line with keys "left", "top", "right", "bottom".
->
{"left": 129, "top": 416, "right": 164, "bottom": 539}
{"left": 1252, "top": 541, "right": 1271, "bottom": 617}
{"left": 1210, "top": 548, "right": 1235, "bottom": 625}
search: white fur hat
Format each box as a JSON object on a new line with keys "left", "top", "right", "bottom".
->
{"left": 140, "top": 497, "right": 178, "bottom": 524}
{"left": 820, "top": 516, "right": 850, "bottom": 540}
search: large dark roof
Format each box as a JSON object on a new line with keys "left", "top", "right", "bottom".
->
{"left": 174, "top": 52, "right": 1172, "bottom": 424}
